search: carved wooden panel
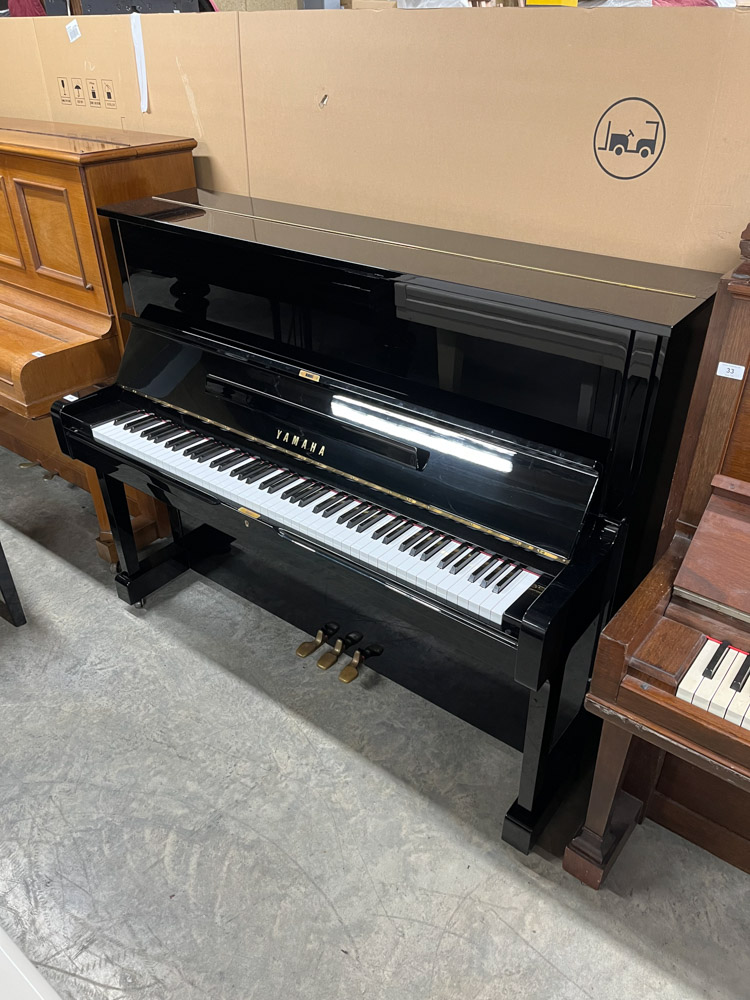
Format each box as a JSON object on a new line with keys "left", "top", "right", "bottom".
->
{"left": 14, "top": 179, "right": 88, "bottom": 288}
{"left": 0, "top": 176, "right": 23, "bottom": 269}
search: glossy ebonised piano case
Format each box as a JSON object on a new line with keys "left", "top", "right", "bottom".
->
{"left": 52, "top": 190, "right": 719, "bottom": 852}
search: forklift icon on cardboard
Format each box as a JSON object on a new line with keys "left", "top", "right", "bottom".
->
{"left": 597, "top": 119, "right": 661, "bottom": 159}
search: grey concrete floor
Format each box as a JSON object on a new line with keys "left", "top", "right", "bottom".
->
{"left": 0, "top": 445, "right": 748, "bottom": 1000}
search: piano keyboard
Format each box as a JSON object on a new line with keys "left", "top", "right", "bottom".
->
{"left": 93, "top": 410, "right": 543, "bottom": 631}
{"left": 676, "top": 637, "right": 750, "bottom": 729}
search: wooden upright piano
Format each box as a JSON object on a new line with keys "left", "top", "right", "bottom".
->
{"left": 0, "top": 119, "right": 196, "bottom": 559}
{"left": 564, "top": 223, "right": 750, "bottom": 887}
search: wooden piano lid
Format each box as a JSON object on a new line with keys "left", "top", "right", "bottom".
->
{"left": 0, "top": 119, "right": 196, "bottom": 164}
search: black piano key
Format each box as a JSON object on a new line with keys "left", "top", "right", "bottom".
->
{"left": 356, "top": 510, "right": 388, "bottom": 533}
{"left": 211, "top": 452, "right": 246, "bottom": 470}
{"left": 281, "top": 479, "right": 311, "bottom": 501}
{"left": 291, "top": 483, "right": 325, "bottom": 505}
{"left": 470, "top": 554, "right": 498, "bottom": 583}
{"left": 196, "top": 445, "right": 226, "bottom": 463}
{"left": 438, "top": 543, "right": 468, "bottom": 570}
{"left": 113, "top": 410, "right": 142, "bottom": 425}
{"left": 183, "top": 439, "right": 212, "bottom": 457}
{"left": 187, "top": 441, "right": 218, "bottom": 459}
{"left": 242, "top": 464, "right": 278, "bottom": 484}
{"left": 493, "top": 565, "right": 524, "bottom": 594}
{"left": 703, "top": 640, "right": 730, "bottom": 679}
{"left": 410, "top": 531, "right": 438, "bottom": 556}
{"left": 230, "top": 459, "right": 260, "bottom": 478}
{"left": 259, "top": 470, "right": 295, "bottom": 492}
{"left": 382, "top": 520, "right": 413, "bottom": 545}
{"left": 450, "top": 548, "right": 481, "bottom": 575}
{"left": 398, "top": 526, "right": 429, "bottom": 552}
{"left": 268, "top": 473, "right": 301, "bottom": 495}
{"left": 337, "top": 502, "right": 367, "bottom": 525}
{"left": 298, "top": 486, "right": 330, "bottom": 508}
{"left": 420, "top": 535, "right": 450, "bottom": 561}
{"left": 480, "top": 560, "right": 509, "bottom": 588}
{"left": 167, "top": 432, "right": 199, "bottom": 451}
{"left": 322, "top": 496, "right": 355, "bottom": 518}
{"left": 731, "top": 653, "right": 750, "bottom": 692}
{"left": 148, "top": 424, "right": 183, "bottom": 443}
{"left": 313, "top": 492, "right": 344, "bottom": 514}
{"left": 372, "top": 517, "right": 402, "bottom": 540}
{"left": 124, "top": 414, "right": 160, "bottom": 432}
{"left": 347, "top": 505, "right": 379, "bottom": 529}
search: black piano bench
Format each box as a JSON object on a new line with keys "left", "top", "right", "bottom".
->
{"left": 0, "top": 538, "right": 26, "bottom": 627}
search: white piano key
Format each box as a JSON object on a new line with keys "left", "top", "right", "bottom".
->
{"left": 675, "top": 638, "right": 721, "bottom": 704}
{"left": 692, "top": 648, "right": 737, "bottom": 712}
{"left": 707, "top": 650, "right": 743, "bottom": 718}
{"left": 724, "top": 654, "right": 750, "bottom": 727}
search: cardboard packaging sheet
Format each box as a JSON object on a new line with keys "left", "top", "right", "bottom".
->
{"left": 1, "top": 8, "right": 749, "bottom": 272}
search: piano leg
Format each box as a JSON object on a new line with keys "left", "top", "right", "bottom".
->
{"left": 0, "top": 539, "right": 26, "bottom": 627}
{"left": 98, "top": 475, "right": 235, "bottom": 606}
{"left": 502, "top": 668, "right": 597, "bottom": 854}
{"left": 563, "top": 721, "right": 641, "bottom": 889}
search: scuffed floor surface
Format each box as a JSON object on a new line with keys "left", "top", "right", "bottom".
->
{"left": 0, "top": 446, "right": 748, "bottom": 1000}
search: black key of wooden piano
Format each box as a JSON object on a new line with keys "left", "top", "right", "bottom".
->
{"left": 730, "top": 652, "right": 750, "bottom": 692}
{"left": 703, "top": 640, "right": 730, "bottom": 679}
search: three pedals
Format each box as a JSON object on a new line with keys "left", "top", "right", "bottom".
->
{"left": 295, "top": 620, "right": 383, "bottom": 683}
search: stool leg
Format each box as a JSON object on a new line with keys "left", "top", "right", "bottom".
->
{"left": 0, "top": 540, "right": 26, "bottom": 627}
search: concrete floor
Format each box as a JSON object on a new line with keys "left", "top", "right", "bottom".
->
{"left": 0, "top": 445, "right": 748, "bottom": 1000}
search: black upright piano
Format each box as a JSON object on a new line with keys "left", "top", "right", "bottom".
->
{"left": 52, "top": 190, "right": 719, "bottom": 852}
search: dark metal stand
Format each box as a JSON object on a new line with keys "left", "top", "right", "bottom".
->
{"left": 0, "top": 539, "right": 26, "bottom": 627}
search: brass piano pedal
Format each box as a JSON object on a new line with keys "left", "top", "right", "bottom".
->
{"left": 338, "top": 643, "right": 383, "bottom": 684}
{"left": 42, "top": 471, "right": 57, "bottom": 481}
{"left": 296, "top": 621, "right": 339, "bottom": 659}
{"left": 318, "top": 630, "right": 363, "bottom": 670}
{"left": 18, "top": 461, "right": 40, "bottom": 470}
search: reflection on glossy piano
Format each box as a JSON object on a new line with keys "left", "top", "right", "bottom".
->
{"left": 0, "top": 119, "right": 196, "bottom": 560}
{"left": 52, "top": 190, "right": 719, "bottom": 851}
{"left": 565, "top": 225, "right": 750, "bottom": 886}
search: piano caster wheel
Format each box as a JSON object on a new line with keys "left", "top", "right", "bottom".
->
{"left": 296, "top": 621, "right": 339, "bottom": 659}
{"left": 109, "top": 561, "right": 121, "bottom": 576}
{"left": 338, "top": 643, "right": 383, "bottom": 683}
{"left": 133, "top": 598, "right": 146, "bottom": 610}
{"left": 318, "top": 630, "right": 363, "bottom": 670}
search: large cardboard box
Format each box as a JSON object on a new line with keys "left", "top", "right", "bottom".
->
{"left": 239, "top": 8, "right": 750, "bottom": 272}
{"left": 1, "top": 10, "right": 749, "bottom": 271}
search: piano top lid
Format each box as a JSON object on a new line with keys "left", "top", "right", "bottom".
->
{"left": 0, "top": 119, "right": 196, "bottom": 164}
{"left": 99, "top": 188, "right": 720, "bottom": 333}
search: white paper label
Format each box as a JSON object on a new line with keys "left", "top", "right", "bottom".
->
{"left": 716, "top": 362, "right": 746, "bottom": 381}
{"left": 63, "top": 394, "right": 79, "bottom": 402}
{"left": 32, "top": 351, "right": 45, "bottom": 358}
{"left": 66, "top": 19, "right": 81, "bottom": 43}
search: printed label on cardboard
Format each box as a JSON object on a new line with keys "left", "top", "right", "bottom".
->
{"left": 71, "top": 77, "right": 85, "bottom": 106}
{"left": 593, "top": 98, "right": 666, "bottom": 181}
{"left": 87, "top": 78, "right": 101, "bottom": 108}
{"left": 66, "top": 19, "right": 81, "bottom": 43}
{"left": 102, "top": 79, "right": 117, "bottom": 109}
{"left": 58, "top": 77, "right": 71, "bottom": 105}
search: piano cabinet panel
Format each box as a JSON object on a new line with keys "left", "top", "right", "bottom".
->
{"left": 0, "top": 176, "right": 23, "bottom": 269}
{"left": 0, "top": 155, "right": 108, "bottom": 315}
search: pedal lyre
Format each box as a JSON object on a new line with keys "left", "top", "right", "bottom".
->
{"left": 296, "top": 621, "right": 339, "bottom": 659}
{"left": 339, "top": 643, "right": 383, "bottom": 683}
{"left": 318, "top": 631, "right": 363, "bottom": 670}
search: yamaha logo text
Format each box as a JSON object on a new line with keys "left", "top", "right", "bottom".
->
{"left": 276, "top": 428, "right": 326, "bottom": 457}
